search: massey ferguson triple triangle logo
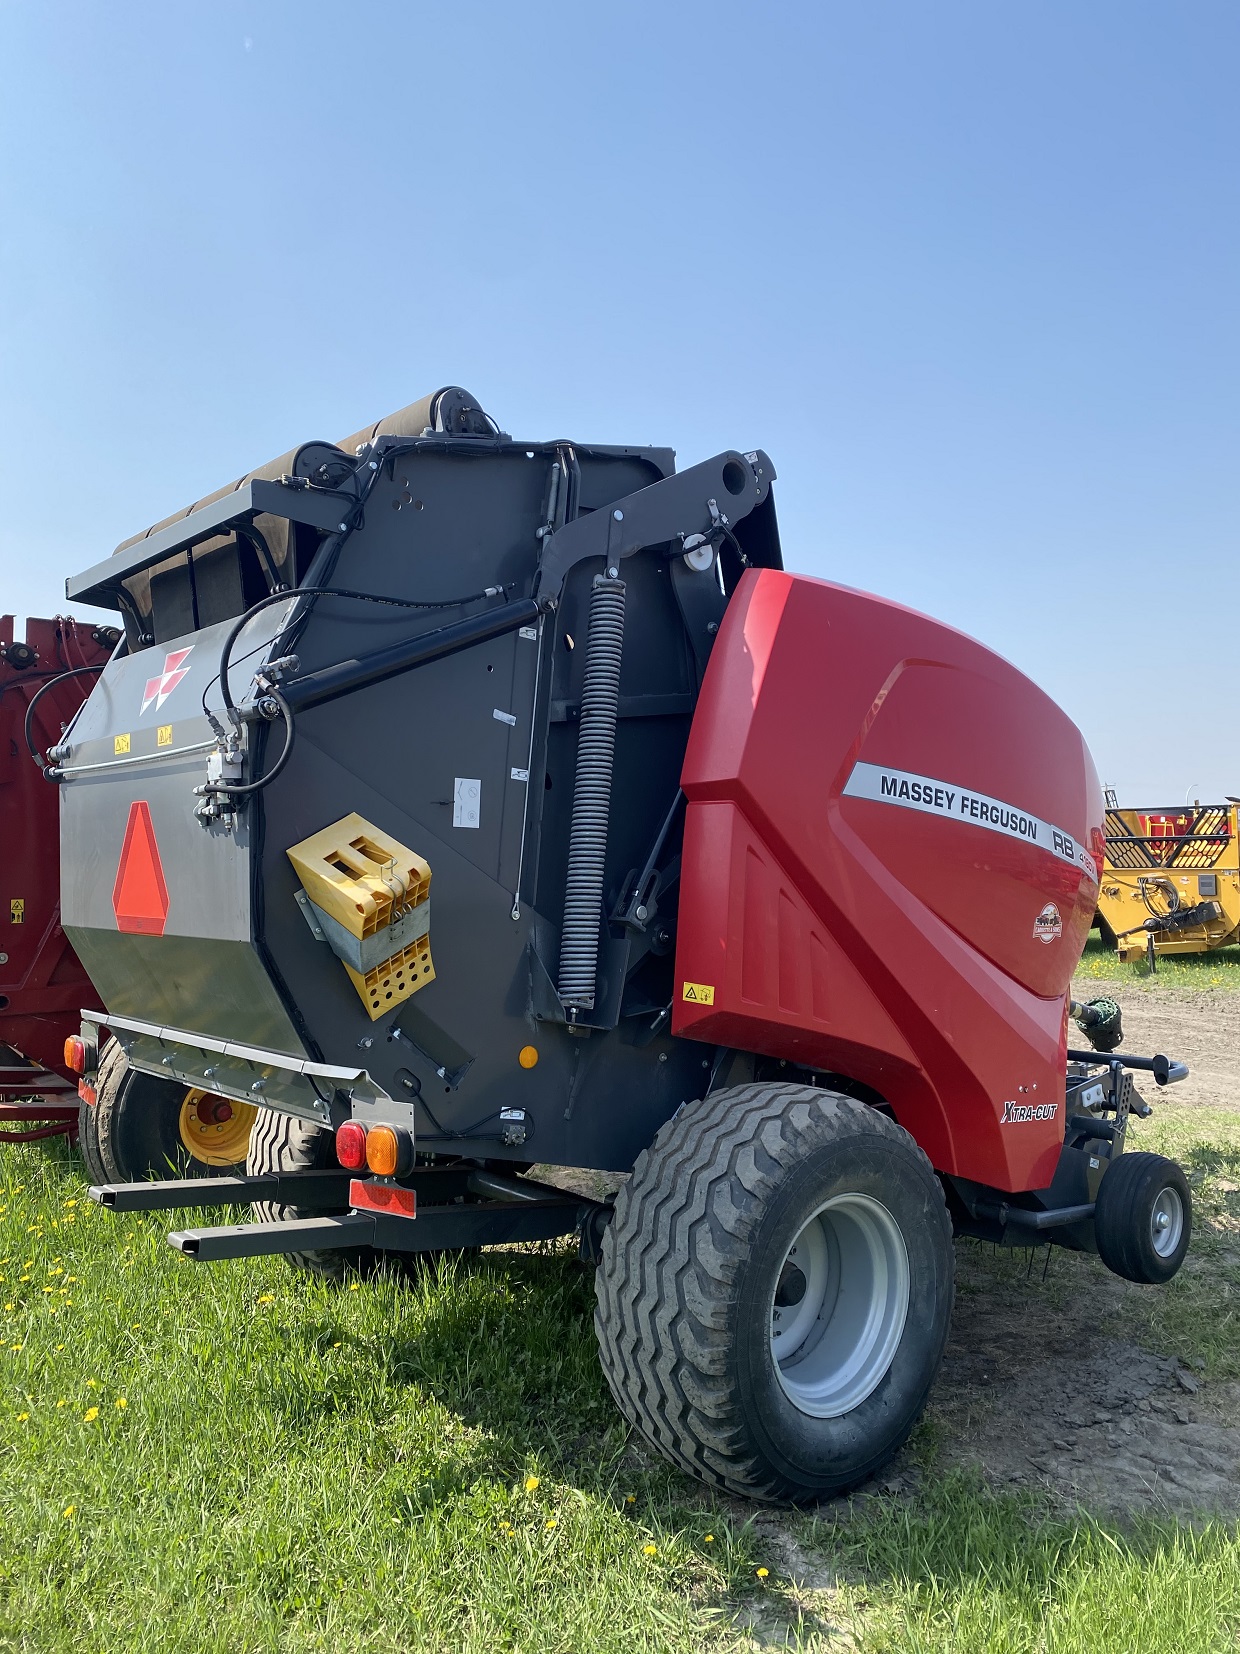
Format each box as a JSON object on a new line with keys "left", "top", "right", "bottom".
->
{"left": 141, "top": 647, "right": 193, "bottom": 715}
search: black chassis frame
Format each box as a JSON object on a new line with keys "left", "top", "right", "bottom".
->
{"left": 84, "top": 1044, "right": 1188, "bottom": 1265}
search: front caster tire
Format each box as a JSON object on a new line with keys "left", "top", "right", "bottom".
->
{"left": 1095, "top": 1151, "right": 1191, "bottom": 1284}
{"left": 594, "top": 1083, "right": 954, "bottom": 1504}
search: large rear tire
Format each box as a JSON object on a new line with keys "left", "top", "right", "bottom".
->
{"left": 86, "top": 1042, "right": 257, "bottom": 1184}
{"left": 594, "top": 1083, "right": 954, "bottom": 1504}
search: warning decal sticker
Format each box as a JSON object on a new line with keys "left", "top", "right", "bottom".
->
{"left": 682, "top": 982, "right": 715, "bottom": 1005}
{"left": 841, "top": 761, "right": 1098, "bottom": 886}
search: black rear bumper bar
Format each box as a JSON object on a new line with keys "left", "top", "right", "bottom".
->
{"left": 87, "top": 1165, "right": 605, "bottom": 1261}
{"left": 169, "top": 1199, "right": 586, "bottom": 1261}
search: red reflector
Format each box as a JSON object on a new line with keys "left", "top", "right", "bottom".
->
{"left": 64, "top": 1036, "right": 85, "bottom": 1074}
{"left": 112, "top": 801, "right": 170, "bottom": 936}
{"left": 335, "top": 1121, "right": 367, "bottom": 1170}
{"left": 78, "top": 1080, "right": 97, "bottom": 1106}
{"left": 349, "top": 1179, "right": 416, "bottom": 1219}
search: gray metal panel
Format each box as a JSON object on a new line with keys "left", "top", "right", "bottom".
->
{"left": 66, "top": 479, "right": 353, "bottom": 607}
{"left": 69, "top": 931, "right": 303, "bottom": 1052}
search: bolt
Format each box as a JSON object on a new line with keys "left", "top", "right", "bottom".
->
{"left": 607, "top": 566, "right": 619, "bottom": 578}
{"left": 658, "top": 1053, "right": 668, "bottom": 1063}
{"left": 613, "top": 509, "right": 624, "bottom": 521}
{"left": 635, "top": 904, "right": 648, "bottom": 921}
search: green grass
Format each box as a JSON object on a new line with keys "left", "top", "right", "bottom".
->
{"left": 2, "top": 1122, "right": 1240, "bottom": 1651}
{"left": 1076, "top": 933, "right": 1240, "bottom": 988}
{"left": 802, "top": 1473, "right": 1240, "bottom": 1654}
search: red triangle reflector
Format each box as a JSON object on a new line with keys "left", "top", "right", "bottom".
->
{"left": 112, "top": 801, "right": 170, "bottom": 936}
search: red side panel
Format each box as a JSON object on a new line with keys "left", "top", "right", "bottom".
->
{"left": 0, "top": 617, "right": 114, "bottom": 1089}
{"left": 674, "top": 570, "right": 1103, "bottom": 1195}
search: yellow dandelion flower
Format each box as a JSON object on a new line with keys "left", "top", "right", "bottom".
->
{"left": 257, "top": 1294, "right": 274, "bottom": 1305}
{"left": 54, "top": 1344, "right": 64, "bottom": 1352}
{"left": 524, "top": 1475, "right": 540, "bottom": 1492}
{"left": 704, "top": 1533, "right": 715, "bottom": 1543}
{"left": 62, "top": 1506, "right": 75, "bottom": 1519}
{"left": 64, "top": 1201, "right": 77, "bottom": 1209}
{"left": 114, "top": 1397, "right": 127, "bottom": 1411}
{"left": 9, "top": 1344, "right": 22, "bottom": 1352}
{"left": 756, "top": 1567, "right": 769, "bottom": 1579}
{"left": 42, "top": 1287, "right": 53, "bottom": 1295}
{"left": 332, "top": 1341, "right": 341, "bottom": 1349}
{"left": 348, "top": 1281, "right": 360, "bottom": 1291}
{"left": 545, "top": 1518, "right": 558, "bottom": 1529}
{"left": 83, "top": 1407, "right": 99, "bottom": 1423}
{"left": 625, "top": 1494, "right": 636, "bottom": 1505}
{"left": 56, "top": 1400, "right": 67, "bottom": 1409}
{"left": 85, "top": 1379, "right": 97, "bottom": 1388}
{"left": 643, "top": 1543, "right": 657, "bottom": 1556}
{"left": 49, "top": 1266, "right": 63, "bottom": 1276}
{"left": 3, "top": 1305, "right": 11, "bottom": 1313}
{"left": 16, "top": 1412, "right": 29, "bottom": 1422}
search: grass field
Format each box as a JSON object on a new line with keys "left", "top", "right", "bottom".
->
{"left": 1076, "top": 933, "right": 1240, "bottom": 989}
{"left": 2, "top": 1107, "right": 1240, "bottom": 1651}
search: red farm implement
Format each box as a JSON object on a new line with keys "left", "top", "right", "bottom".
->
{"left": 0, "top": 615, "right": 118, "bottom": 1141}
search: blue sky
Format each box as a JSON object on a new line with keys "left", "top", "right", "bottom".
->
{"left": 1, "top": 2, "right": 1235, "bottom": 801}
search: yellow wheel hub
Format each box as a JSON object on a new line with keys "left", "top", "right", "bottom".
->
{"left": 177, "top": 1089, "right": 258, "bottom": 1167}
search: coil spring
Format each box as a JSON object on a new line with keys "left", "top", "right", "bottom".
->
{"left": 558, "top": 574, "right": 626, "bottom": 1010}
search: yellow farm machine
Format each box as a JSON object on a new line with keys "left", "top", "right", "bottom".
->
{"left": 1096, "top": 799, "right": 1240, "bottom": 968}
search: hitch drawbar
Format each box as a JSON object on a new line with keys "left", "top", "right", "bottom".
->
{"left": 87, "top": 1166, "right": 607, "bottom": 1262}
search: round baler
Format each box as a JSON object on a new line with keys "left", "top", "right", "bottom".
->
{"left": 57, "top": 389, "right": 1191, "bottom": 1503}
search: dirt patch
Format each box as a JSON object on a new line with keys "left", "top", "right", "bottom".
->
{"left": 1073, "top": 978, "right": 1240, "bottom": 1114}
{"left": 921, "top": 1241, "right": 1240, "bottom": 1516}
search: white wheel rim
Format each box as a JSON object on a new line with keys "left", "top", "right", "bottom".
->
{"left": 1151, "top": 1186, "right": 1184, "bottom": 1258}
{"left": 769, "top": 1192, "right": 911, "bottom": 1419}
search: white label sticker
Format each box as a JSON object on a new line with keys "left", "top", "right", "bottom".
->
{"left": 842, "top": 761, "right": 1098, "bottom": 886}
{"left": 510, "top": 767, "right": 529, "bottom": 782}
{"left": 453, "top": 777, "right": 481, "bottom": 829}
{"left": 518, "top": 626, "right": 538, "bottom": 641}
{"left": 493, "top": 708, "right": 517, "bottom": 726}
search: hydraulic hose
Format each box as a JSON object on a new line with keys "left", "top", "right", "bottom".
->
{"left": 558, "top": 574, "right": 626, "bottom": 1013}
{"left": 22, "top": 664, "right": 106, "bottom": 767}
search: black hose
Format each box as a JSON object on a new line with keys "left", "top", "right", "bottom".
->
{"left": 197, "top": 686, "right": 295, "bottom": 799}
{"left": 22, "top": 665, "right": 105, "bottom": 767}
